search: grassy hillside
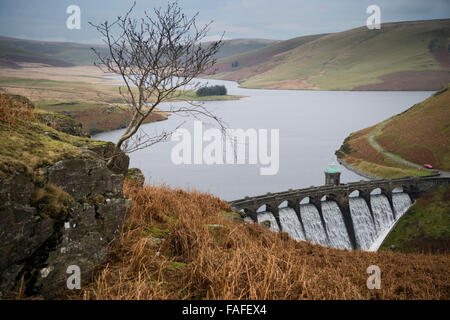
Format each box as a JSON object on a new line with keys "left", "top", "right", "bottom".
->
{"left": 335, "top": 124, "right": 433, "bottom": 179}
{"left": 376, "top": 85, "right": 450, "bottom": 171}
{"left": 0, "top": 93, "right": 105, "bottom": 177}
{"left": 210, "top": 34, "right": 326, "bottom": 87}
{"left": 336, "top": 85, "right": 450, "bottom": 177}
{"left": 212, "top": 34, "right": 324, "bottom": 71}
{"left": 212, "top": 19, "right": 450, "bottom": 90}
{"left": 0, "top": 37, "right": 107, "bottom": 66}
{"left": 0, "top": 36, "right": 278, "bottom": 67}
{"left": 212, "top": 38, "right": 280, "bottom": 59}
{"left": 0, "top": 44, "right": 75, "bottom": 69}
{"left": 381, "top": 186, "right": 450, "bottom": 254}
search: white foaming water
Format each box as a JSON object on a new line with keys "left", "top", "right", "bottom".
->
{"left": 257, "top": 212, "right": 280, "bottom": 232}
{"left": 371, "top": 194, "right": 395, "bottom": 235}
{"left": 299, "top": 204, "right": 328, "bottom": 246}
{"left": 392, "top": 193, "right": 412, "bottom": 219}
{"left": 253, "top": 193, "right": 413, "bottom": 252}
{"left": 278, "top": 207, "right": 306, "bottom": 241}
{"left": 369, "top": 193, "right": 413, "bottom": 251}
{"left": 321, "top": 201, "right": 352, "bottom": 250}
{"left": 244, "top": 216, "right": 254, "bottom": 224}
{"left": 349, "top": 197, "right": 378, "bottom": 250}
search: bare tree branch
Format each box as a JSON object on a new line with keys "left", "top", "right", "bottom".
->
{"left": 89, "top": 1, "right": 224, "bottom": 169}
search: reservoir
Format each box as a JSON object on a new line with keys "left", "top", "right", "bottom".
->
{"left": 93, "top": 78, "right": 432, "bottom": 201}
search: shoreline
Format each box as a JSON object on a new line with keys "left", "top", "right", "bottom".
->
{"left": 336, "top": 157, "right": 380, "bottom": 180}
{"left": 208, "top": 76, "right": 439, "bottom": 92}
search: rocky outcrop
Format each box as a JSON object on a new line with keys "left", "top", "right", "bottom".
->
{"left": 39, "top": 112, "right": 90, "bottom": 138}
{"left": 86, "top": 143, "right": 130, "bottom": 176}
{"left": 0, "top": 148, "right": 130, "bottom": 298}
{"left": 126, "top": 168, "right": 145, "bottom": 187}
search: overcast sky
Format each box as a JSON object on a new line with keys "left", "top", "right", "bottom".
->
{"left": 0, "top": 0, "right": 449, "bottom": 43}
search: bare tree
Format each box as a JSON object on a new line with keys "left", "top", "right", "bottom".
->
{"left": 89, "top": 1, "right": 224, "bottom": 168}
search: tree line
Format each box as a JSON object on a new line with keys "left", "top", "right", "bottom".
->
{"left": 196, "top": 85, "right": 227, "bottom": 96}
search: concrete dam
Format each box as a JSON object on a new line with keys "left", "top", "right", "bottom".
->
{"left": 229, "top": 165, "right": 449, "bottom": 251}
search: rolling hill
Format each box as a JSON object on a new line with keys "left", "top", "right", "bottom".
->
{"left": 336, "top": 84, "right": 450, "bottom": 178}
{"left": 209, "top": 38, "right": 280, "bottom": 59}
{"left": 211, "top": 19, "right": 450, "bottom": 90}
{"left": 0, "top": 43, "right": 75, "bottom": 68}
{"left": 375, "top": 85, "right": 450, "bottom": 171}
{"left": 0, "top": 36, "right": 278, "bottom": 68}
{"left": 0, "top": 36, "right": 107, "bottom": 67}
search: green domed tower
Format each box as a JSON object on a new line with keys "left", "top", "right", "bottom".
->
{"left": 325, "top": 162, "right": 341, "bottom": 186}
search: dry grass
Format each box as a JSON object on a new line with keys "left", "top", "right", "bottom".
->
{"left": 377, "top": 86, "right": 450, "bottom": 171}
{"left": 0, "top": 66, "right": 113, "bottom": 85}
{"left": 73, "top": 181, "right": 450, "bottom": 300}
{"left": 0, "top": 92, "right": 37, "bottom": 130}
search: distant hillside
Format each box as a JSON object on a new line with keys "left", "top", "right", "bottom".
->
{"left": 210, "top": 34, "right": 326, "bottom": 85}
{"left": 212, "top": 19, "right": 450, "bottom": 90}
{"left": 0, "top": 37, "right": 108, "bottom": 67}
{"left": 0, "top": 36, "right": 278, "bottom": 68}
{"left": 211, "top": 38, "right": 280, "bottom": 59}
{"left": 0, "top": 43, "right": 75, "bottom": 68}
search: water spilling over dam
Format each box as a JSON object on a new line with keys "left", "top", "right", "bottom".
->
{"left": 259, "top": 193, "right": 412, "bottom": 250}
{"left": 230, "top": 175, "right": 449, "bottom": 251}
